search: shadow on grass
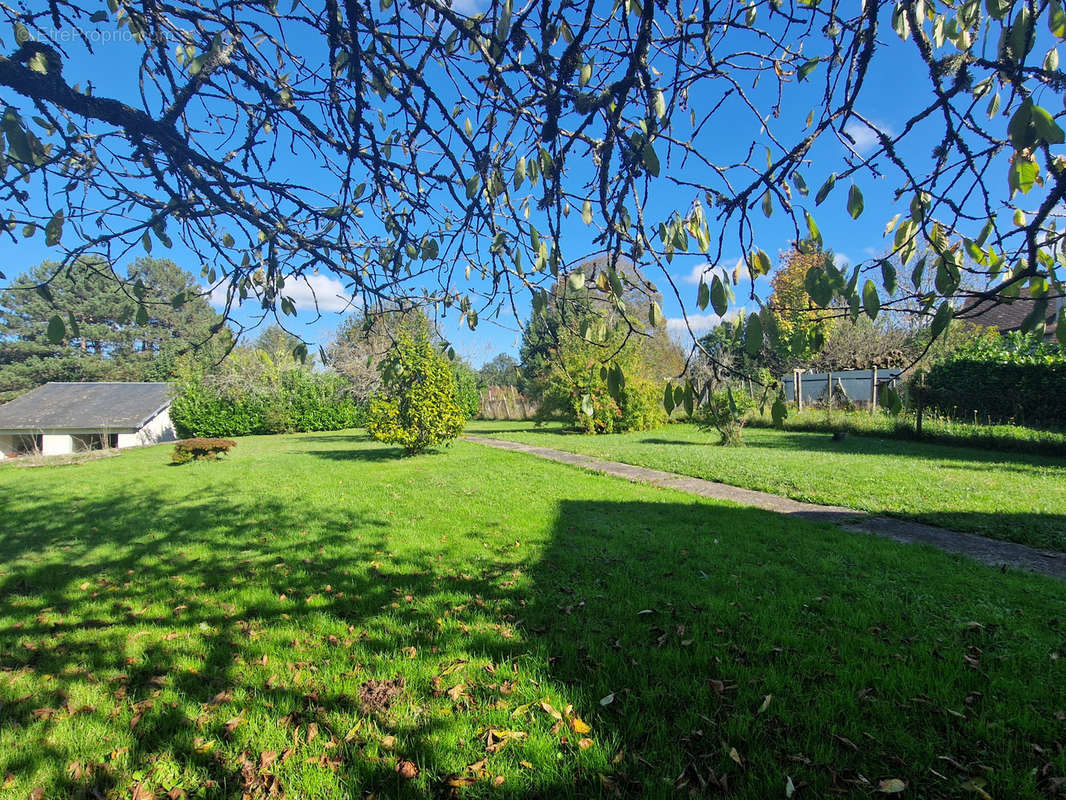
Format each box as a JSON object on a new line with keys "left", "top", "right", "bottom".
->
{"left": 1, "top": 467, "right": 1065, "bottom": 797}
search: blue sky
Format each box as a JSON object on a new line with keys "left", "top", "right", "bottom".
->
{"left": 0, "top": 6, "right": 1009, "bottom": 367}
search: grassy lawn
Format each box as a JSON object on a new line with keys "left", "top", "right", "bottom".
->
{"left": 468, "top": 421, "right": 1066, "bottom": 553}
{"left": 1, "top": 432, "right": 1065, "bottom": 798}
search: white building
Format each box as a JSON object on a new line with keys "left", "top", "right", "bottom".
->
{"left": 0, "top": 382, "right": 177, "bottom": 458}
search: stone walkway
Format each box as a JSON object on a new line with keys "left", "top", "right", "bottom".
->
{"left": 465, "top": 435, "right": 1066, "bottom": 581}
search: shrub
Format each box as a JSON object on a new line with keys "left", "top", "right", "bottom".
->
{"left": 620, "top": 377, "right": 669, "bottom": 431}
{"left": 366, "top": 332, "right": 465, "bottom": 454}
{"left": 172, "top": 438, "right": 236, "bottom": 464}
{"left": 532, "top": 325, "right": 669, "bottom": 434}
{"left": 695, "top": 387, "right": 754, "bottom": 446}
{"left": 450, "top": 359, "right": 483, "bottom": 420}
{"left": 170, "top": 370, "right": 362, "bottom": 437}
{"left": 921, "top": 331, "right": 1066, "bottom": 427}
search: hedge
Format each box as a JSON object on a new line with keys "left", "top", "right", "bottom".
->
{"left": 922, "top": 333, "right": 1066, "bottom": 427}
{"left": 170, "top": 371, "right": 364, "bottom": 438}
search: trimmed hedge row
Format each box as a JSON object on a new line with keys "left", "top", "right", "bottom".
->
{"left": 171, "top": 371, "right": 364, "bottom": 438}
{"left": 922, "top": 333, "right": 1066, "bottom": 427}
{"left": 923, "top": 360, "right": 1066, "bottom": 427}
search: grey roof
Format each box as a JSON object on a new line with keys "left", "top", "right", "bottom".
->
{"left": 0, "top": 382, "right": 172, "bottom": 432}
{"left": 958, "top": 287, "right": 1063, "bottom": 336}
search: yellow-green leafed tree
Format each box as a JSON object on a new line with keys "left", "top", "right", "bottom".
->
{"left": 767, "top": 247, "right": 839, "bottom": 365}
{"left": 367, "top": 332, "right": 464, "bottom": 454}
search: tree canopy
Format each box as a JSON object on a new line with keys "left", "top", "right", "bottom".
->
{"left": 1, "top": 0, "right": 1065, "bottom": 378}
{"left": 0, "top": 257, "right": 228, "bottom": 400}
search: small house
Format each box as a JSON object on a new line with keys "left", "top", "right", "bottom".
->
{"left": 0, "top": 382, "right": 176, "bottom": 458}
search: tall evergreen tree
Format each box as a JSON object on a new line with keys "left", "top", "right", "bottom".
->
{"left": 0, "top": 258, "right": 230, "bottom": 401}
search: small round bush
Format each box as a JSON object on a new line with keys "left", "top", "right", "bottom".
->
{"left": 367, "top": 333, "right": 465, "bottom": 454}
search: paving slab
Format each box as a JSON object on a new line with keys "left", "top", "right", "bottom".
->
{"left": 465, "top": 435, "right": 1066, "bottom": 581}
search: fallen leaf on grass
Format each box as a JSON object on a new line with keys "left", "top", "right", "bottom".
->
{"left": 131, "top": 784, "right": 154, "bottom": 800}
{"left": 785, "top": 776, "right": 795, "bottom": 798}
{"left": 540, "top": 699, "right": 562, "bottom": 720}
{"left": 961, "top": 778, "right": 993, "bottom": 799}
{"left": 729, "top": 747, "right": 743, "bottom": 766}
{"left": 493, "top": 775, "right": 505, "bottom": 786}
{"left": 192, "top": 737, "right": 215, "bottom": 754}
{"left": 570, "top": 717, "right": 591, "bottom": 734}
{"left": 224, "top": 713, "right": 245, "bottom": 734}
{"left": 380, "top": 735, "right": 397, "bottom": 750}
{"left": 396, "top": 760, "right": 419, "bottom": 780}
{"left": 758, "top": 695, "right": 773, "bottom": 714}
{"left": 578, "top": 738, "right": 594, "bottom": 750}
{"left": 600, "top": 693, "right": 615, "bottom": 706}
{"left": 520, "top": 760, "right": 533, "bottom": 769}
{"left": 877, "top": 778, "right": 906, "bottom": 793}
{"left": 207, "top": 690, "right": 232, "bottom": 706}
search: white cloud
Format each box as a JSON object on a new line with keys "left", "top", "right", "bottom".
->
{"left": 208, "top": 273, "right": 357, "bottom": 314}
{"left": 666, "top": 308, "right": 744, "bottom": 338}
{"left": 680, "top": 259, "right": 738, "bottom": 285}
{"left": 448, "top": 0, "right": 485, "bottom": 13}
{"left": 842, "top": 120, "right": 892, "bottom": 154}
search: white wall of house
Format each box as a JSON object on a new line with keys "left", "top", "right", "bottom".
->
{"left": 41, "top": 434, "right": 74, "bottom": 456}
{"left": 118, "top": 407, "right": 176, "bottom": 448}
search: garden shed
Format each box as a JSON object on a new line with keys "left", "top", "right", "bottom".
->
{"left": 0, "top": 382, "right": 176, "bottom": 458}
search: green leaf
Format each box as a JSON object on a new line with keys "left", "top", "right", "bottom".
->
{"left": 804, "top": 211, "right": 822, "bottom": 247}
{"left": 641, "top": 138, "right": 660, "bottom": 176}
{"left": 514, "top": 155, "right": 526, "bottom": 189}
{"left": 135, "top": 304, "right": 149, "bottom": 325}
{"left": 66, "top": 310, "right": 80, "bottom": 339}
{"left": 797, "top": 59, "right": 820, "bottom": 81}
{"left": 465, "top": 174, "right": 480, "bottom": 199}
{"left": 745, "top": 313, "right": 763, "bottom": 355}
{"left": 711, "top": 274, "right": 728, "bottom": 316}
{"left": 683, "top": 382, "right": 694, "bottom": 417}
{"left": 754, "top": 249, "right": 772, "bottom": 275}
{"left": 1009, "top": 158, "right": 1040, "bottom": 194}
{"left": 44, "top": 209, "right": 64, "bottom": 246}
{"left": 1031, "top": 104, "right": 1064, "bottom": 144}
{"left": 862, "top": 279, "right": 880, "bottom": 319}
{"left": 582, "top": 199, "right": 593, "bottom": 225}
{"left": 930, "top": 301, "right": 953, "bottom": 340}
{"left": 567, "top": 271, "right": 585, "bottom": 292}
{"left": 771, "top": 392, "right": 787, "bottom": 427}
{"left": 761, "top": 191, "right": 773, "bottom": 218}
{"left": 46, "top": 314, "right": 65, "bottom": 344}
{"left": 697, "top": 280, "right": 710, "bottom": 311}
{"left": 1052, "top": 0, "right": 1066, "bottom": 38}
{"left": 653, "top": 89, "right": 666, "bottom": 119}
{"left": 607, "top": 363, "right": 625, "bottom": 399}
{"left": 815, "top": 173, "right": 836, "bottom": 206}
{"left": 880, "top": 260, "right": 898, "bottom": 295}
{"left": 293, "top": 342, "right": 308, "bottom": 364}
{"left": 649, "top": 301, "right": 664, "bottom": 328}
{"left": 663, "top": 382, "right": 675, "bottom": 414}
{"left": 580, "top": 394, "right": 594, "bottom": 417}
{"left": 847, "top": 184, "right": 864, "bottom": 219}
{"left": 986, "top": 0, "right": 1011, "bottom": 21}
{"left": 1008, "top": 99, "right": 1036, "bottom": 149}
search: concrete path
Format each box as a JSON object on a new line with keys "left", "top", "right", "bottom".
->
{"left": 465, "top": 435, "right": 1066, "bottom": 581}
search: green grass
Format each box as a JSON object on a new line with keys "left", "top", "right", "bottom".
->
{"left": 1, "top": 432, "right": 1065, "bottom": 798}
{"left": 746, "top": 407, "right": 1066, "bottom": 458}
{"left": 467, "top": 420, "right": 1066, "bottom": 553}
